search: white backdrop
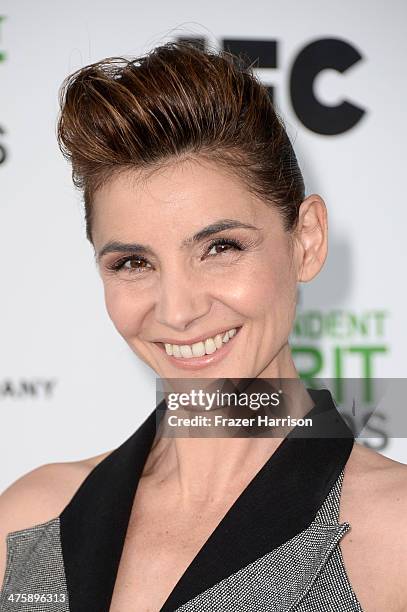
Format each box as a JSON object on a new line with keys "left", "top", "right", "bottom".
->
{"left": 1, "top": 0, "right": 406, "bottom": 492}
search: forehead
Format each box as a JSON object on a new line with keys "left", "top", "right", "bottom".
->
{"left": 91, "top": 157, "right": 272, "bottom": 246}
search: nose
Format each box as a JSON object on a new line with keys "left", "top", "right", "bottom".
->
{"left": 155, "top": 269, "right": 212, "bottom": 332}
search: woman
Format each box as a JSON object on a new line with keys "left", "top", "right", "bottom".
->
{"left": 0, "top": 42, "right": 406, "bottom": 612}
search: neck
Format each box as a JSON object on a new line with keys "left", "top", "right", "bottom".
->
{"left": 144, "top": 344, "right": 311, "bottom": 507}
{"left": 257, "top": 341, "right": 300, "bottom": 379}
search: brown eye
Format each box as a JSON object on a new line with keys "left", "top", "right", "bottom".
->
{"left": 108, "top": 255, "right": 153, "bottom": 273}
{"left": 206, "top": 238, "right": 244, "bottom": 257}
{"left": 208, "top": 243, "right": 234, "bottom": 255}
{"left": 123, "top": 258, "right": 150, "bottom": 269}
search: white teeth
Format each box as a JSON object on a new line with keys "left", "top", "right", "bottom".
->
{"left": 204, "top": 338, "right": 216, "bottom": 354}
{"left": 191, "top": 341, "right": 205, "bottom": 357}
{"left": 180, "top": 345, "right": 193, "bottom": 358}
{"left": 163, "top": 328, "right": 237, "bottom": 359}
{"left": 214, "top": 334, "right": 223, "bottom": 349}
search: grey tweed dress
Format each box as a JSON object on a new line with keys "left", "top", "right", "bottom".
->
{"left": 0, "top": 389, "right": 364, "bottom": 611}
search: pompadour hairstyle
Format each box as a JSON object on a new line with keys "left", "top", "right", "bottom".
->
{"left": 57, "top": 41, "right": 305, "bottom": 243}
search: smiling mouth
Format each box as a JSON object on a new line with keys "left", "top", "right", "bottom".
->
{"left": 156, "top": 327, "right": 241, "bottom": 360}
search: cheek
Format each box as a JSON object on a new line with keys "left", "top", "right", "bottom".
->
{"left": 103, "top": 282, "right": 148, "bottom": 340}
{"left": 262, "top": 257, "right": 297, "bottom": 334}
{"left": 220, "top": 246, "right": 297, "bottom": 323}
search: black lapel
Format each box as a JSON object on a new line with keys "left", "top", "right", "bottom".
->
{"left": 59, "top": 388, "right": 354, "bottom": 612}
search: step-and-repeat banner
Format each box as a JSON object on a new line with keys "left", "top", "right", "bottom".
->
{"left": 1, "top": 0, "right": 406, "bottom": 491}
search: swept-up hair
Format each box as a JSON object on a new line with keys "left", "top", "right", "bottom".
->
{"left": 57, "top": 41, "right": 305, "bottom": 243}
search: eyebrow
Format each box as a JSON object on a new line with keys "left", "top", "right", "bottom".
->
{"left": 96, "top": 219, "right": 260, "bottom": 260}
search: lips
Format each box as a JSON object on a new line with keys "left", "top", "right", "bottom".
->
{"left": 155, "top": 325, "right": 240, "bottom": 346}
{"left": 155, "top": 326, "right": 241, "bottom": 369}
{"left": 163, "top": 327, "right": 237, "bottom": 359}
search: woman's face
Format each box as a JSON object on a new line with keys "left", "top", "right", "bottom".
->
{"left": 92, "top": 157, "right": 308, "bottom": 380}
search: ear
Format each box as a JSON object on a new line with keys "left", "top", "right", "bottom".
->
{"left": 293, "top": 194, "right": 328, "bottom": 282}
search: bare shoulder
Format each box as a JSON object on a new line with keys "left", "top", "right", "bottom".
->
{"left": 343, "top": 440, "right": 407, "bottom": 520}
{"left": 344, "top": 440, "right": 407, "bottom": 498}
{"left": 0, "top": 450, "right": 113, "bottom": 529}
{"left": 341, "top": 441, "right": 407, "bottom": 608}
{"left": 0, "top": 449, "right": 112, "bottom": 588}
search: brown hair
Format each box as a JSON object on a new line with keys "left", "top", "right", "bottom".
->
{"left": 57, "top": 41, "right": 305, "bottom": 244}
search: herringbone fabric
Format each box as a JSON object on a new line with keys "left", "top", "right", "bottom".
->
{"left": 0, "top": 469, "right": 364, "bottom": 611}
{"left": 173, "top": 469, "right": 363, "bottom": 611}
{"left": 0, "top": 518, "right": 69, "bottom": 611}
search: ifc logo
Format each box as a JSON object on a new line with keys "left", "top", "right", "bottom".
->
{"left": 177, "top": 36, "right": 366, "bottom": 136}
